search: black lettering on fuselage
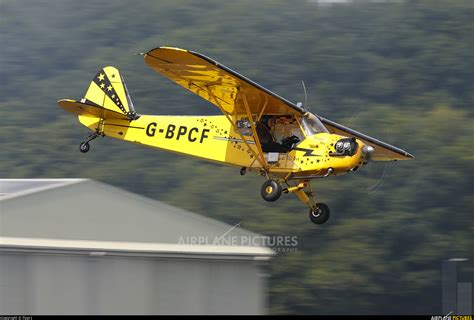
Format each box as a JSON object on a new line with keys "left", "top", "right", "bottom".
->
{"left": 146, "top": 122, "right": 157, "bottom": 137}
{"left": 188, "top": 127, "right": 199, "bottom": 142}
{"left": 176, "top": 126, "right": 187, "bottom": 140}
{"left": 165, "top": 124, "right": 176, "bottom": 138}
{"left": 200, "top": 128, "right": 210, "bottom": 143}
{"left": 163, "top": 124, "right": 210, "bottom": 143}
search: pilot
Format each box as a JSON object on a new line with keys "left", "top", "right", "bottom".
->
{"left": 256, "top": 118, "right": 273, "bottom": 145}
{"left": 256, "top": 117, "right": 287, "bottom": 153}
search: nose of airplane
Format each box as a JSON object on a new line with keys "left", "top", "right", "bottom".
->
{"left": 333, "top": 137, "right": 358, "bottom": 156}
{"left": 347, "top": 140, "right": 374, "bottom": 173}
{"left": 361, "top": 143, "right": 375, "bottom": 161}
{"left": 330, "top": 137, "right": 364, "bottom": 172}
{"left": 327, "top": 136, "right": 372, "bottom": 173}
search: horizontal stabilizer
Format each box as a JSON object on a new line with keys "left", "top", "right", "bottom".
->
{"left": 58, "top": 99, "right": 129, "bottom": 120}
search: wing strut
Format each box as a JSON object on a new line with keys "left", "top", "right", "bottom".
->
{"left": 257, "top": 94, "right": 269, "bottom": 122}
{"left": 241, "top": 92, "right": 268, "bottom": 168}
{"left": 206, "top": 87, "right": 268, "bottom": 170}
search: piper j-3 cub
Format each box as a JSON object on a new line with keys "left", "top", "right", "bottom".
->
{"left": 58, "top": 46, "right": 414, "bottom": 225}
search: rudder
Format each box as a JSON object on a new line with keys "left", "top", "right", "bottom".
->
{"left": 83, "top": 66, "right": 139, "bottom": 120}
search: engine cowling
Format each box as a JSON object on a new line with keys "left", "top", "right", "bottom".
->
{"left": 332, "top": 137, "right": 358, "bottom": 156}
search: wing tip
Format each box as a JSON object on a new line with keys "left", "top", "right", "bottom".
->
{"left": 146, "top": 46, "right": 188, "bottom": 54}
{"left": 57, "top": 98, "right": 76, "bottom": 106}
{"left": 405, "top": 152, "right": 415, "bottom": 160}
{"left": 393, "top": 151, "right": 414, "bottom": 161}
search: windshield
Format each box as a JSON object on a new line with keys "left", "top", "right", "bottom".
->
{"left": 300, "top": 112, "right": 329, "bottom": 136}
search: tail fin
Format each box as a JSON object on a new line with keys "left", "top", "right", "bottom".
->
{"left": 82, "top": 66, "right": 139, "bottom": 120}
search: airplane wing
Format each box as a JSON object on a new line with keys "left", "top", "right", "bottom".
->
{"left": 319, "top": 116, "right": 414, "bottom": 161}
{"left": 144, "top": 47, "right": 413, "bottom": 163}
{"left": 145, "top": 46, "right": 309, "bottom": 168}
{"left": 144, "top": 47, "right": 305, "bottom": 117}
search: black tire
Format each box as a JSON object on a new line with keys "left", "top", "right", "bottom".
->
{"left": 309, "top": 203, "right": 330, "bottom": 224}
{"left": 79, "top": 142, "right": 90, "bottom": 153}
{"left": 261, "top": 180, "right": 282, "bottom": 202}
{"left": 240, "top": 167, "right": 247, "bottom": 176}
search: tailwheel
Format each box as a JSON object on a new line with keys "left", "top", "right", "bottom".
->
{"left": 261, "top": 179, "right": 282, "bottom": 202}
{"left": 79, "top": 131, "right": 103, "bottom": 154}
{"left": 79, "top": 142, "right": 90, "bottom": 153}
{"left": 309, "top": 203, "right": 330, "bottom": 225}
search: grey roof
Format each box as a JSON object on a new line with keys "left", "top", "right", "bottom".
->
{"left": 0, "top": 179, "right": 271, "bottom": 253}
{"left": 0, "top": 179, "right": 82, "bottom": 198}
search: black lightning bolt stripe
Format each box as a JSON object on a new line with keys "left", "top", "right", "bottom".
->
{"left": 93, "top": 70, "right": 127, "bottom": 114}
{"left": 293, "top": 147, "right": 322, "bottom": 157}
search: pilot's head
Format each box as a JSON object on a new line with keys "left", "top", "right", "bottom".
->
{"left": 267, "top": 117, "right": 275, "bottom": 127}
{"left": 262, "top": 116, "right": 274, "bottom": 127}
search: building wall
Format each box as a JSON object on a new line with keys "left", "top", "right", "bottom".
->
{"left": 0, "top": 252, "right": 266, "bottom": 315}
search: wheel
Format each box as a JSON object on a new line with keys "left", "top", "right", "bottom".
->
{"left": 240, "top": 167, "right": 246, "bottom": 176}
{"left": 261, "top": 180, "right": 282, "bottom": 202}
{"left": 79, "top": 142, "right": 90, "bottom": 153}
{"left": 309, "top": 203, "right": 330, "bottom": 224}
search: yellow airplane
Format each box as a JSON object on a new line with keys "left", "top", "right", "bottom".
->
{"left": 58, "top": 46, "right": 414, "bottom": 224}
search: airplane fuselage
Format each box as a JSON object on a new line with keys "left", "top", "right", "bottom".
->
{"left": 78, "top": 114, "right": 367, "bottom": 177}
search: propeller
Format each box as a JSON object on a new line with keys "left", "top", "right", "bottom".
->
{"left": 344, "top": 111, "right": 392, "bottom": 193}
{"left": 297, "top": 80, "right": 309, "bottom": 111}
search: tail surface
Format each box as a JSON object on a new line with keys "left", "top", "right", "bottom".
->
{"left": 58, "top": 66, "right": 139, "bottom": 120}
{"left": 84, "top": 66, "right": 138, "bottom": 118}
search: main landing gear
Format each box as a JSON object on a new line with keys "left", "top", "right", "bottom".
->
{"left": 79, "top": 131, "right": 104, "bottom": 153}
{"left": 261, "top": 179, "right": 282, "bottom": 202}
{"left": 260, "top": 178, "right": 330, "bottom": 224}
{"left": 309, "top": 203, "right": 330, "bottom": 225}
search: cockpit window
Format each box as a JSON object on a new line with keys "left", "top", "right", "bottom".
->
{"left": 300, "top": 112, "right": 329, "bottom": 136}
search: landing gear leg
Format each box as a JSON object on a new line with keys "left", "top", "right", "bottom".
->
{"left": 285, "top": 180, "right": 331, "bottom": 224}
{"left": 79, "top": 131, "right": 103, "bottom": 153}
